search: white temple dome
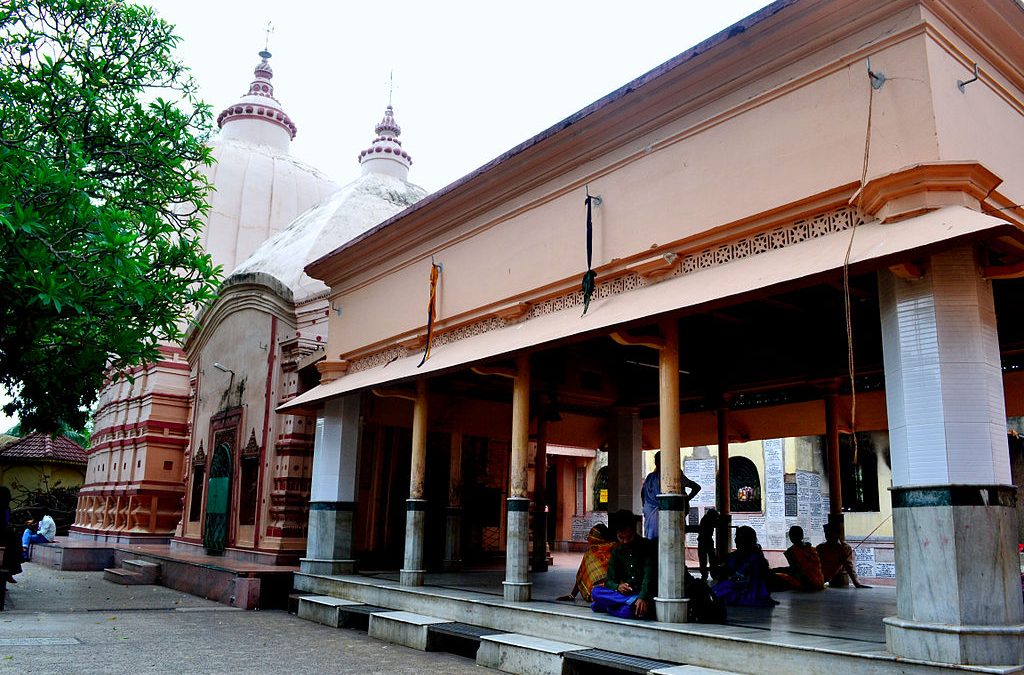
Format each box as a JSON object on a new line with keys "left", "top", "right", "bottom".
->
{"left": 231, "top": 105, "right": 427, "bottom": 302}
{"left": 197, "top": 51, "right": 339, "bottom": 273}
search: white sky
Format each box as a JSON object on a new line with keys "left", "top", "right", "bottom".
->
{"left": 147, "top": 0, "right": 773, "bottom": 193}
{"left": 1, "top": 1, "right": 774, "bottom": 433}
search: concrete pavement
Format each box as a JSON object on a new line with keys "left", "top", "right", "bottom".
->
{"left": 0, "top": 563, "right": 487, "bottom": 674}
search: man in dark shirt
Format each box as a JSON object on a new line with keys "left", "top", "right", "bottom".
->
{"left": 590, "top": 509, "right": 656, "bottom": 619}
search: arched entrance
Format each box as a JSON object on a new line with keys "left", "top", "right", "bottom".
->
{"left": 204, "top": 442, "right": 232, "bottom": 554}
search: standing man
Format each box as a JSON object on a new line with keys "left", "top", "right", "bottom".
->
{"left": 641, "top": 451, "right": 701, "bottom": 539}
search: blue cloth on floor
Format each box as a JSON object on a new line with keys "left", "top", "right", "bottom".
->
{"left": 591, "top": 584, "right": 641, "bottom": 619}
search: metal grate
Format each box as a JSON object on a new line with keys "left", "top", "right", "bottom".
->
{"left": 564, "top": 648, "right": 675, "bottom": 674}
{"left": 428, "top": 622, "right": 503, "bottom": 639}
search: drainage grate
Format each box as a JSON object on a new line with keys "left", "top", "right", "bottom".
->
{"left": 336, "top": 604, "right": 389, "bottom": 631}
{"left": 428, "top": 622, "right": 503, "bottom": 639}
{"left": 564, "top": 648, "right": 675, "bottom": 674}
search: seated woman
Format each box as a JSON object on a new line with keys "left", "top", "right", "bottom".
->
{"left": 816, "top": 523, "right": 870, "bottom": 588}
{"left": 771, "top": 525, "right": 825, "bottom": 591}
{"left": 558, "top": 523, "right": 617, "bottom": 602}
{"left": 711, "top": 526, "right": 776, "bottom": 607}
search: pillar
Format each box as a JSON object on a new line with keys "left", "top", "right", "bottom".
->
{"left": 824, "top": 392, "right": 845, "bottom": 537}
{"left": 823, "top": 391, "right": 850, "bottom": 586}
{"left": 607, "top": 407, "right": 643, "bottom": 513}
{"left": 716, "top": 405, "right": 732, "bottom": 561}
{"left": 301, "top": 394, "right": 361, "bottom": 575}
{"left": 505, "top": 353, "right": 532, "bottom": 602}
{"left": 879, "top": 246, "right": 1023, "bottom": 666}
{"left": 531, "top": 408, "right": 549, "bottom": 573}
{"left": 401, "top": 379, "right": 429, "bottom": 586}
{"left": 443, "top": 430, "right": 463, "bottom": 571}
{"left": 656, "top": 319, "right": 688, "bottom": 623}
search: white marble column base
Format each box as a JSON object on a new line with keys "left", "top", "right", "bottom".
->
{"left": 884, "top": 616, "right": 1024, "bottom": 666}
{"left": 654, "top": 596, "right": 689, "bottom": 623}
{"left": 503, "top": 580, "right": 532, "bottom": 602}
{"left": 400, "top": 569, "right": 425, "bottom": 586}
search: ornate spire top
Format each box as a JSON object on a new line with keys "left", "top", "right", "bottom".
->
{"left": 217, "top": 49, "right": 297, "bottom": 148}
{"left": 359, "top": 104, "right": 412, "bottom": 179}
{"left": 375, "top": 105, "right": 402, "bottom": 138}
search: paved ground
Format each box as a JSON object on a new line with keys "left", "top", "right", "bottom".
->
{"left": 0, "top": 563, "right": 488, "bottom": 674}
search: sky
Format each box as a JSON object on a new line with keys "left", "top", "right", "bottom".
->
{"left": 0, "top": 0, "right": 773, "bottom": 434}
{"left": 146, "top": 0, "right": 774, "bottom": 194}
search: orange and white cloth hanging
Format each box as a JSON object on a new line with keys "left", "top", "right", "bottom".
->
{"left": 418, "top": 260, "right": 442, "bottom": 367}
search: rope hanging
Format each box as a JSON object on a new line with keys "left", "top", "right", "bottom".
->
{"left": 581, "top": 189, "right": 597, "bottom": 316}
{"left": 418, "top": 260, "right": 442, "bottom": 367}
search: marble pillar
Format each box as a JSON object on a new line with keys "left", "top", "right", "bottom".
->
{"left": 607, "top": 408, "right": 643, "bottom": 513}
{"left": 504, "top": 354, "right": 532, "bottom": 602}
{"left": 443, "top": 431, "right": 463, "bottom": 571}
{"left": 401, "top": 379, "right": 429, "bottom": 587}
{"left": 655, "top": 319, "right": 688, "bottom": 623}
{"left": 302, "top": 394, "right": 361, "bottom": 575}
{"left": 879, "top": 247, "right": 1024, "bottom": 666}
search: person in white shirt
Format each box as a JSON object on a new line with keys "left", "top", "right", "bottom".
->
{"left": 37, "top": 514, "right": 56, "bottom": 542}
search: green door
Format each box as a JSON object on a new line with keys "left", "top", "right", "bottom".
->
{"left": 203, "top": 442, "right": 232, "bottom": 554}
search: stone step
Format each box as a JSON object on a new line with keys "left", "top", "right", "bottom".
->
{"left": 650, "top": 666, "right": 743, "bottom": 674}
{"left": 102, "top": 568, "right": 147, "bottom": 585}
{"left": 121, "top": 559, "right": 160, "bottom": 584}
{"left": 477, "top": 633, "right": 589, "bottom": 675}
{"left": 368, "top": 611, "right": 453, "bottom": 651}
{"left": 296, "top": 595, "right": 364, "bottom": 628}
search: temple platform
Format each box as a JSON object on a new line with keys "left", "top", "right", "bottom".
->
{"left": 293, "top": 553, "right": 1022, "bottom": 675}
{"left": 29, "top": 539, "right": 295, "bottom": 610}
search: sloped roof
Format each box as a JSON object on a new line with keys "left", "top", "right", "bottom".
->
{"left": 0, "top": 432, "right": 87, "bottom": 465}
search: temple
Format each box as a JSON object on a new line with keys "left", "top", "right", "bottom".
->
{"left": 282, "top": 0, "right": 1024, "bottom": 669}
{"left": 71, "top": 51, "right": 340, "bottom": 544}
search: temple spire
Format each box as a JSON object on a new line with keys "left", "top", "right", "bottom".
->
{"left": 217, "top": 48, "right": 297, "bottom": 150}
{"left": 358, "top": 104, "right": 413, "bottom": 179}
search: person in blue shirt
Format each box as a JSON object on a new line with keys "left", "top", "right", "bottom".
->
{"left": 641, "top": 451, "right": 701, "bottom": 539}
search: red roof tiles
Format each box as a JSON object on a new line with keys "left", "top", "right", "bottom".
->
{"left": 0, "top": 432, "right": 87, "bottom": 465}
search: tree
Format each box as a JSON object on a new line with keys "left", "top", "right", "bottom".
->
{"left": 0, "top": 0, "right": 221, "bottom": 432}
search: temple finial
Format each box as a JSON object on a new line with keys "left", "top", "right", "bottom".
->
{"left": 262, "top": 21, "right": 274, "bottom": 57}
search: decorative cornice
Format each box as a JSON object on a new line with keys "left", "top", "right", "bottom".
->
{"left": 316, "top": 359, "right": 350, "bottom": 384}
{"left": 853, "top": 161, "right": 1003, "bottom": 223}
{"left": 342, "top": 205, "right": 867, "bottom": 374}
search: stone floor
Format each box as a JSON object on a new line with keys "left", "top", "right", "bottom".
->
{"left": 364, "top": 551, "right": 893, "bottom": 646}
{"left": 0, "top": 563, "right": 486, "bottom": 674}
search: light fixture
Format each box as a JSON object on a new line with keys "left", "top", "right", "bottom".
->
{"left": 212, "top": 362, "right": 234, "bottom": 374}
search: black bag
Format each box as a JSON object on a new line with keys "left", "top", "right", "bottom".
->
{"left": 685, "top": 575, "right": 727, "bottom": 624}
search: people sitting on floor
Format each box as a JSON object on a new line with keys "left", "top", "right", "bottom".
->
{"left": 771, "top": 525, "right": 825, "bottom": 592}
{"left": 816, "top": 523, "right": 871, "bottom": 588}
{"left": 696, "top": 508, "right": 719, "bottom": 582}
{"left": 710, "top": 525, "right": 776, "bottom": 607}
{"left": 558, "top": 523, "right": 617, "bottom": 602}
{"left": 590, "top": 509, "right": 655, "bottom": 619}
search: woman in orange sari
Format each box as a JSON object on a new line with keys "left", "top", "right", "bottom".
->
{"left": 558, "top": 523, "right": 617, "bottom": 602}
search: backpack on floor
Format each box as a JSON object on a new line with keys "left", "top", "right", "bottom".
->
{"left": 685, "top": 575, "right": 727, "bottom": 624}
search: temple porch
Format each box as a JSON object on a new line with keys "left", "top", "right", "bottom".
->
{"left": 293, "top": 552, "right": 1018, "bottom": 675}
